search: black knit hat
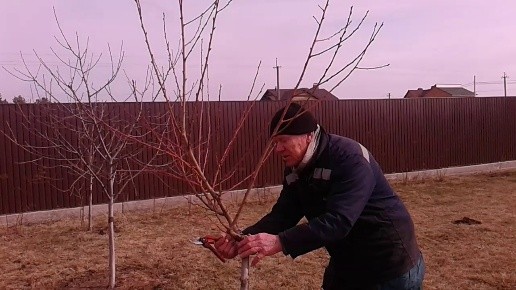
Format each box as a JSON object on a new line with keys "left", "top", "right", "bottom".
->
{"left": 269, "top": 103, "right": 318, "bottom": 136}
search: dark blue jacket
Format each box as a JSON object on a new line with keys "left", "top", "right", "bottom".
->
{"left": 244, "top": 130, "right": 421, "bottom": 286}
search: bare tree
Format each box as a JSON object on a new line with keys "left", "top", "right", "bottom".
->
{"left": 3, "top": 14, "right": 153, "bottom": 289}
{"left": 133, "top": 0, "right": 385, "bottom": 289}
{"left": 3, "top": 0, "right": 384, "bottom": 287}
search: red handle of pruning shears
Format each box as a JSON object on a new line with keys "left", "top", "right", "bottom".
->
{"left": 195, "top": 235, "right": 226, "bottom": 263}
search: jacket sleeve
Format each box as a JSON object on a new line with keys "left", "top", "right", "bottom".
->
{"left": 278, "top": 153, "right": 375, "bottom": 258}
{"left": 243, "top": 180, "right": 304, "bottom": 235}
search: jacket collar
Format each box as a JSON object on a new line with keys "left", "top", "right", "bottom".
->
{"left": 290, "top": 126, "right": 329, "bottom": 177}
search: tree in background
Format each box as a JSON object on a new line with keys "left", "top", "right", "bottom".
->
{"left": 0, "top": 93, "right": 8, "bottom": 104}
{"left": 5, "top": 12, "right": 155, "bottom": 289}
{"left": 12, "top": 95, "right": 26, "bottom": 104}
{"left": 34, "top": 97, "right": 51, "bottom": 104}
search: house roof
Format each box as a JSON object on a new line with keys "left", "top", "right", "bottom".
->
{"left": 404, "top": 85, "right": 475, "bottom": 98}
{"left": 404, "top": 88, "right": 428, "bottom": 98}
{"left": 261, "top": 87, "right": 338, "bottom": 101}
{"left": 437, "top": 87, "right": 475, "bottom": 97}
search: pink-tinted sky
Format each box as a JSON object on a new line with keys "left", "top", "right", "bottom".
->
{"left": 1, "top": 0, "right": 516, "bottom": 101}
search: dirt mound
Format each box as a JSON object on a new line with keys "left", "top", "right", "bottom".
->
{"left": 453, "top": 217, "right": 482, "bottom": 225}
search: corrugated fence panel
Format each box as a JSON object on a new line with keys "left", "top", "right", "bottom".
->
{"left": 0, "top": 106, "right": 9, "bottom": 214}
{"left": 503, "top": 98, "right": 516, "bottom": 161}
{"left": 508, "top": 98, "right": 516, "bottom": 159}
{"left": 1, "top": 98, "right": 516, "bottom": 215}
{"left": 11, "top": 105, "right": 24, "bottom": 213}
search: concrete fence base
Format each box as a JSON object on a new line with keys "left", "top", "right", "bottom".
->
{"left": 384, "top": 160, "right": 516, "bottom": 181}
{"left": 2, "top": 160, "right": 516, "bottom": 227}
{"left": 1, "top": 186, "right": 282, "bottom": 227}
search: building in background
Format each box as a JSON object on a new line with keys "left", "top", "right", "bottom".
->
{"left": 404, "top": 85, "right": 475, "bottom": 98}
{"left": 261, "top": 84, "right": 338, "bottom": 101}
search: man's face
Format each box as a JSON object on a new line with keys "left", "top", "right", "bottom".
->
{"left": 272, "top": 134, "right": 312, "bottom": 167}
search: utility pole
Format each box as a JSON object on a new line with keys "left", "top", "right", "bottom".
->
{"left": 273, "top": 58, "right": 281, "bottom": 100}
{"left": 473, "top": 75, "right": 476, "bottom": 96}
{"left": 502, "top": 72, "right": 508, "bottom": 97}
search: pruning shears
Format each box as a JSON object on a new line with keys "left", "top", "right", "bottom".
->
{"left": 193, "top": 235, "right": 226, "bottom": 263}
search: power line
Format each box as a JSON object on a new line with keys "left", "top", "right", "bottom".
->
{"left": 461, "top": 74, "right": 516, "bottom": 96}
{"left": 475, "top": 89, "right": 504, "bottom": 93}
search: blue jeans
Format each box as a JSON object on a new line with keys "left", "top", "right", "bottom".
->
{"left": 377, "top": 256, "right": 425, "bottom": 290}
{"left": 322, "top": 255, "right": 425, "bottom": 290}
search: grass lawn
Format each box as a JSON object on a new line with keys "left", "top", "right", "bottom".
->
{"left": 1, "top": 170, "right": 515, "bottom": 289}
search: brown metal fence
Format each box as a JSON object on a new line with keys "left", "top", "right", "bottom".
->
{"left": 0, "top": 98, "right": 515, "bottom": 215}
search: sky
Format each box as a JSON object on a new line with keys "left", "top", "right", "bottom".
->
{"left": 1, "top": 0, "right": 516, "bottom": 102}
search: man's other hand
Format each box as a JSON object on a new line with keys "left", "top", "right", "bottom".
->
{"left": 237, "top": 233, "right": 283, "bottom": 266}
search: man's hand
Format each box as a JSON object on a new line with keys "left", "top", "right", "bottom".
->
{"left": 237, "top": 233, "right": 283, "bottom": 266}
{"left": 214, "top": 235, "right": 238, "bottom": 260}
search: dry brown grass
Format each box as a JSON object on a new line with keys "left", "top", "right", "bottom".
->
{"left": 1, "top": 170, "right": 515, "bottom": 290}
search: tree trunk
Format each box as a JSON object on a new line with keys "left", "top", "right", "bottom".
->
{"left": 108, "top": 197, "right": 115, "bottom": 289}
{"left": 240, "top": 257, "right": 250, "bottom": 290}
{"left": 88, "top": 177, "right": 93, "bottom": 231}
{"left": 108, "top": 168, "right": 116, "bottom": 289}
{"left": 88, "top": 154, "right": 94, "bottom": 231}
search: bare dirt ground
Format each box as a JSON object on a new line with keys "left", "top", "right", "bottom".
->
{"left": 1, "top": 170, "right": 515, "bottom": 289}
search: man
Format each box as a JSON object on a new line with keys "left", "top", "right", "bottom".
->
{"left": 215, "top": 103, "right": 425, "bottom": 289}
